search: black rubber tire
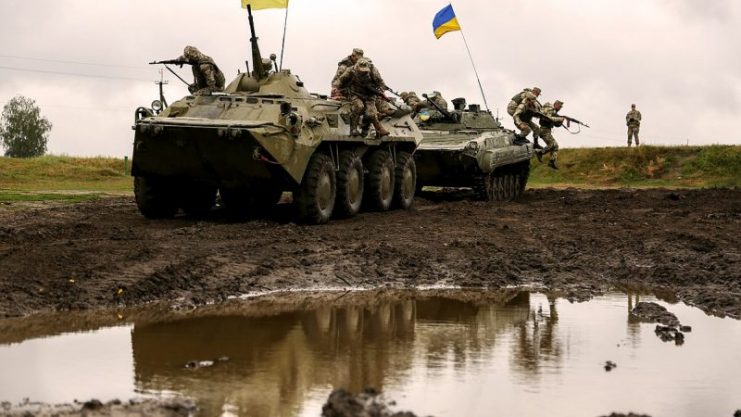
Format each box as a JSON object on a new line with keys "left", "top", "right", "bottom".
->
{"left": 296, "top": 152, "right": 336, "bottom": 224}
{"left": 364, "top": 149, "right": 395, "bottom": 212}
{"left": 335, "top": 151, "right": 364, "bottom": 218}
{"left": 180, "top": 181, "right": 217, "bottom": 217}
{"left": 134, "top": 176, "right": 178, "bottom": 219}
{"left": 393, "top": 151, "right": 416, "bottom": 210}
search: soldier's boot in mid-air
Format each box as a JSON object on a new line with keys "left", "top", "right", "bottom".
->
{"left": 372, "top": 120, "right": 390, "bottom": 138}
{"left": 533, "top": 136, "right": 543, "bottom": 150}
{"left": 535, "top": 149, "right": 543, "bottom": 163}
{"left": 548, "top": 159, "right": 558, "bottom": 170}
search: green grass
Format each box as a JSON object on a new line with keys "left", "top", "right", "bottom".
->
{"left": 0, "top": 146, "right": 738, "bottom": 204}
{"left": 528, "top": 145, "right": 741, "bottom": 188}
{"left": 0, "top": 155, "right": 132, "bottom": 192}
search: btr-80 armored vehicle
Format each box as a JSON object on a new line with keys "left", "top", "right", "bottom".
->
{"left": 414, "top": 97, "right": 533, "bottom": 201}
{"left": 131, "top": 7, "right": 422, "bottom": 224}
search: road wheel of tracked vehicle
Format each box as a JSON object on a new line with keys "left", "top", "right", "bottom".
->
{"left": 134, "top": 176, "right": 178, "bottom": 219}
{"left": 364, "top": 149, "right": 395, "bottom": 211}
{"left": 473, "top": 174, "right": 493, "bottom": 201}
{"left": 180, "top": 181, "right": 217, "bottom": 217}
{"left": 296, "top": 152, "right": 336, "bottom": 224}
{"left": 393, "top": 151, "right": 416, "bottom": 209}
{"left": 335, "top": 151, "right": 364, "bottom": 218}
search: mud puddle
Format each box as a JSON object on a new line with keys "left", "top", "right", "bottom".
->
{"left": 1, "top": 290, "right": 739, "bottom": 417}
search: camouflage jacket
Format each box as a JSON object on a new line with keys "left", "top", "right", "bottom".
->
{"left": 626, "top": 110, "right": 642, "bottom": 127}
{"left": 513, "top": 99, "right": 539, "bottom": 122}
{"left": 511, "top": 89, "right": 536, "bottom": 105}
{"left": 331, "top": 56, "right": 355, "bottom": 89}
{"left": 177, "top": 50, "right": 224, "bottom": 90}
{"left": 538, "top": 102, "right": 564, "bottom": 129}
{"left": 337, "top": 65, "right": 386, "bottom": 99}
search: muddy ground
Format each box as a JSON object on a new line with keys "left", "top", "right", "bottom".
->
{"left": 0, "top": 188, "right": 739, "bottom": 319}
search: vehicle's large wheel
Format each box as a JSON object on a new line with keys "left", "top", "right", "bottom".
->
{"left": 393, "top": 151, "right": 416, "bottom": 209}
{"left": 296, "top": 152, "right": 336, "bottom": 224}
{"left": 180, "top": 181, "right": 217, "bottom": 217}
{"left": 134, "top": 176, "right": 178, "bottom": 219}
{"left": 364, "top": 149, "right": 395, "bottom": 211}
{"left": 335, "top": 150, "right": 364, "bottom": 218}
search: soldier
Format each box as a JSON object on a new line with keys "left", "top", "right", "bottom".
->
{"left": 337, "top": 58, "right": 390, "bottom": 138}
{"left": 331, "top": 48, "right": 364, "bottom": 99}
{"left": 173, "top": 46, "right": 225, "bottom": 96}
{"left": 536, "top": 100, "right": 565, "bottom": 170}
{"left": 426, "top": 91, "right": 449, "bottom": 119}
{"left": 400, "top": 91, "right": 427, "bottom": 114}
{"left": 513, "top": 94, "right": 541, "bottom": 143}
{"left": 626, "top": 104, "right": 642, "bottom": 147}
{"left": 508, "top": 87, "right": 542, "bottom": 147}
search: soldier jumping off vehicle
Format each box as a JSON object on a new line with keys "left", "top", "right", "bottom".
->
{"left": 509, "top": 87, "right": 542, "bottom": 147}
{"left": 536, "top": 100, "right": 565, "bottom": 170}
{"left": 337, "top": 58, "right": 390, "bottom": 138}
{"left": 156, "top": 46, "right": 225, "bottom": 96}
{"left": 626, "top": 104, "right": 642, "bottom": 147}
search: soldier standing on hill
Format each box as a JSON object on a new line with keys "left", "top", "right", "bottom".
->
{"left": 626, "top": 104, "right": 642, "bottom": 147}
{"left": 536, "top": 100, "right": 565, "bottom": 170}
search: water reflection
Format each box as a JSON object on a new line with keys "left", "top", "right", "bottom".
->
{"left": 131, "top": 292, "right": 534, "bottom": 417}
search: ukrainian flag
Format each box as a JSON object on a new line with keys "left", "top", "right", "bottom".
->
{"left": 432, "top": 4, "right": 461, "bottom": 39}
{"left": 241, "top": 0, "right": 288, "bottom": 10}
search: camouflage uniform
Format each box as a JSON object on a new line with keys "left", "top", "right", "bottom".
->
{"left": 513, "top": 98, "right": 540, "bottom": 139}
{"left": 507, "top": 88, "right": 539, "bottom": 116}
{"left": 423, "top": 91, "right": 449, "bottom": 120}
{"left": 400, "top": 91, "right": 426, "bottom": 114}
{"left": 178, "top": 46, "right": 225, "bottom": 96}
{"left": 331, "top": 48, "right": 364, "bottom": 99}
{"left": 537, "top": 101, "right": 565, "bottom": 169}
{"left": 626, "top": 106, "right": 642, "bottom": 146}
{"left": 337, "top": 59, "right": 390, "bottom": 137}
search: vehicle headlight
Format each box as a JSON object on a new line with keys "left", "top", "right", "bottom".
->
{"left": 465, "top": 141, "right": 480, "bottom": 152}
{"left": 151, "top": 100, "right": 163, "bottom": 112}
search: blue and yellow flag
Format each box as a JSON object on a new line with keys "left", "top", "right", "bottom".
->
{"left": 241, "top": 0, "right": 288, "bottom": 10}
{"left": 432, "top": 4, "right": 461, "bottom": 39}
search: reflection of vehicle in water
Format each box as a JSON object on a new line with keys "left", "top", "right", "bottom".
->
{"left": 414, "top": 97, "right": 533, "bottom": 201}
{"left": 132, "top": 7, "right": 421, "bottom": 224}
{"left": 130, "top": 292, "right": 533, "bottom": 417}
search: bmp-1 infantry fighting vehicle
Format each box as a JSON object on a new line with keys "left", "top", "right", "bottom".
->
{"left": 414, "top": 96, "right": 533, "bottom": 201}
{"left": 131, "top": 7, "right": 422, "bottom": 224}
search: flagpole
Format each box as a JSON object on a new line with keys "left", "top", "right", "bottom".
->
{"left": 279, "top": 0, "right": 290, "bottom": 70}
{"left": 450, "top": 2, "right": 490, "bottom": 112}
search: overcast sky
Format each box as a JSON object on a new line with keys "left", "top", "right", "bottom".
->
{"left": 0, "top": 0, "right": 739, "bottom": 157}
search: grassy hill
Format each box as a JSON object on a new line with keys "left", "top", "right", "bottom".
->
{"left": 0, "top": 145, "right": 738, "bottom": 202}
{"left": 529, "top": 145, "right": 740, "bottom": 188}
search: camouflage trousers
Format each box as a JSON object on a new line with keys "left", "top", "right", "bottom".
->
{"left": 350, "top": 96, "right": 380, "bottom": 125}
{"left": 538, "top": 128, "right": 559, "bottom": 161}
{"left": 628, "top": 126, "right": 640, "bottom": 146}
{"left": 192, "top": 64, "right": 225, "bottom": 94}
{"left": 515, "top": 117, "right": 539, "bottom": 139}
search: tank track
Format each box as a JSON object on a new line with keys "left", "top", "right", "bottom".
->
{"left": 473, "top": 160, "right": 531, "bottom": 202}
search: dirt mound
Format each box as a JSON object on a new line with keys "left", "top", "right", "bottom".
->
{"left": 0, "top": 188, "right": 739, "bottom": 319}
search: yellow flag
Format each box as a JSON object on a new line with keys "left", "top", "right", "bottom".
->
{"left": 241, "top": 0, "right": 288, "bottom": 10}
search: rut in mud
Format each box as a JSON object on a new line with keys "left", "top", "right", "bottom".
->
{"left": 0, "top": 188, "right": 738, "bottom": 319}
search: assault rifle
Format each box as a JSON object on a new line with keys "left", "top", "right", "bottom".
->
{"left": 149, "top": 60, "right": 190, "bottom": 87}
{"left": 535, "top": 111, "right": 590, "bottom": 129}
{"left": 422, "top": 93, "right": 453, "bottom": 119}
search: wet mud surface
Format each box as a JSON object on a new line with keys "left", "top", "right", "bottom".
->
{"left": 0, "top": 188, "right": 739, "bottom": 319}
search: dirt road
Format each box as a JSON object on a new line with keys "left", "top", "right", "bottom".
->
{"left": 0, "top": 188, "right": 738, "bottom": 319}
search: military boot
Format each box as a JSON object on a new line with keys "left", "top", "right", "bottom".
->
{"left": 360, "top": 122, "right": 370, "bottom": 138}
{"left": 548, "top": 159, "right": 558, "bottom": 170}
{"left": 349, "top": 116, "right": 361, "bottom": 137}
{"left": 535, "top": 149, "right": 543, "bottom": 163}
{"left": 373, "top": 120, "right": 390, "bottom": 138}
{"left": 533, "top": 136, "right": 543, "bottom": 150}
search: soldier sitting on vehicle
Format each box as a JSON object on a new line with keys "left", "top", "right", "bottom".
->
{"left": 168, "top": 46, "right": 225, "bottom": 96}
{"left": 331, "top": 48, "right": 365, "bottom": 100}
{"left": 337, "top": 58, "right": 390, "bottom": 138}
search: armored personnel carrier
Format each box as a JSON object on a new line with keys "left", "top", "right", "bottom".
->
{"left": 413, "top": 96, "right": 533, "bottom": 201}
{"left": 131, "top": 8, "right": 422, "bottom": 224}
